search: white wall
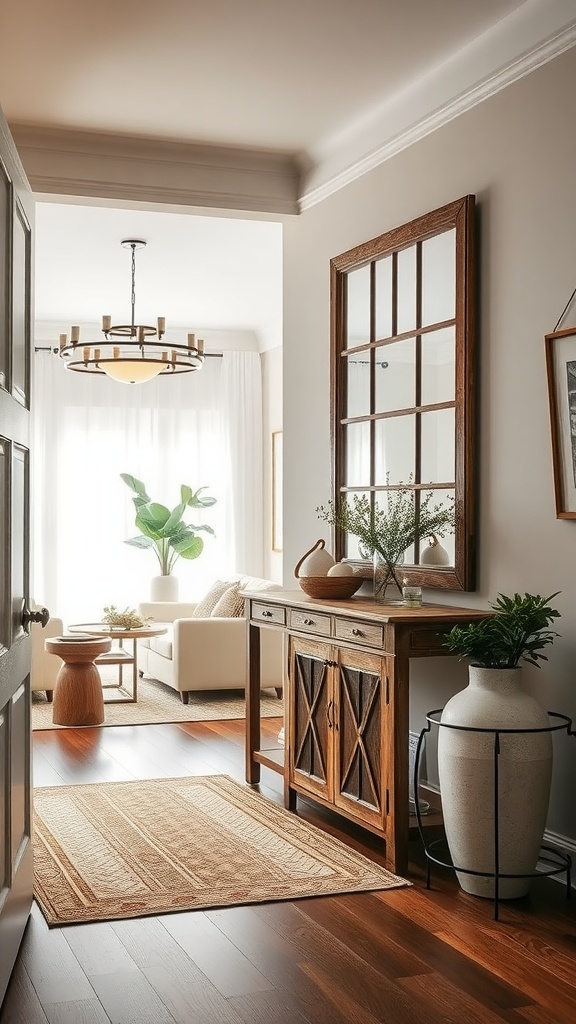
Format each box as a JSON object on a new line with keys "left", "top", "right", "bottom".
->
{"left": 282, "top": 48, "right": 576, "bottom": 843}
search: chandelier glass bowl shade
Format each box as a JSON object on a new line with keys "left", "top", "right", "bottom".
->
{"left": 58, "top": 239, "right": 205, "bottom": 384}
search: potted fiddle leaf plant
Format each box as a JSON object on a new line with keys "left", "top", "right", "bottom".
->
{"left": 121, "top": 473, "right": 217, "bottom": 601}
{"left": 438, "top": 591, "right": 561, "bottom": 900}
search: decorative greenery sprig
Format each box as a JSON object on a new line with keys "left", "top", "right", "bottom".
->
{"left": 103, "top": 606, "right": 148, "bottom": 630}
{"left": 443, "top": 592, "right": 561, "bottom": 669}
{"left": 316, "top": 480, "right": 455, "bottom": 591}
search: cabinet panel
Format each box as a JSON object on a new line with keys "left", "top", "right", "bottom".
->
{"left": 335, "top": 649, "right": 386, "bottom": 829}
{"left": 289, "top": 637, "right": 333, "bottom": 802}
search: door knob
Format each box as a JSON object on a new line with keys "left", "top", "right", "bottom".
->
{"left": 22, "top": 603, "right": 50, "bottom": 629}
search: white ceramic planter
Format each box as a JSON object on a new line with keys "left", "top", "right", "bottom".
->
{"left": 150, "top": 575, "right": 179, "bottom": 602}
{"left": 438, "top": 666, "right": 552, "bottom": 899}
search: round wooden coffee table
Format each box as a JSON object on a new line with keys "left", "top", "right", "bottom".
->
{"left": 46, "top": 635, "right": 112, "bottom": 726}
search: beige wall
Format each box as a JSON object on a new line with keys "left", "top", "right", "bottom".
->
{"left": 262, "top": 345, "right": 283, "bottom": 582}
{"left": 282, "top": 48, "right": 576, "bottom": 844}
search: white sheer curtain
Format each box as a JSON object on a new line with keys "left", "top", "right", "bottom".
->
{"left": 32, "top": 349, "right": 263, "bottom": 625}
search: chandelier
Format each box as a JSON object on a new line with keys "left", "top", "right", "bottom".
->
{"left": 58, "top": 239, "right": 205, "bottom": 384}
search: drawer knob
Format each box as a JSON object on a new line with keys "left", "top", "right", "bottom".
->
{"left": 304, "top": 617, "right": 314, "bottom": 625}
{"left": 352, "top": 628, "right": 363, "bottom": 637}
{"left": 261, "top": 610, "right": 273, "bottom": 618}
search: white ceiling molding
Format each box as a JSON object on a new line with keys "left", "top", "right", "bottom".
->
{"left": 7, "top": 1, "right": 576, "bottom": 217}
{"left": 9, "top": 126, "right": 300, "bottom": 216}
{"left": 299, "top": 0, "right": 576, "bottom": 210}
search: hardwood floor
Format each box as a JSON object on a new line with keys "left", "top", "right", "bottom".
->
{"left": 2, "top": 715, "right": 575, "bottom": 1024}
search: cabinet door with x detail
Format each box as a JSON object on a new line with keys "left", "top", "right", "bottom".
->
{"left": 333, "top": 647, "right": 387, "bottom": 831}
{"left": 288, "top": 635, "right": 334, "bottom": 804}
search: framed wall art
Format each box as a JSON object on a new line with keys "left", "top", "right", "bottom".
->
{"left": 545, "top": 326, "right": 576, "bottom": 519}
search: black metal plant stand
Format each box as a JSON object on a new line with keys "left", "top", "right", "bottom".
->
{"left": 414, "top": 710, "right": 575, "bottom": 920}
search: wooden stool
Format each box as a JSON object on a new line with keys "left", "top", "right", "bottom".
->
{"left": 45, "top": 636, "right": 112, "bottom": 726}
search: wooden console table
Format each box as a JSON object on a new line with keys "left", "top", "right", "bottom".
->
{"left": 244, "top": 589, "right": 488, "bottom": 875}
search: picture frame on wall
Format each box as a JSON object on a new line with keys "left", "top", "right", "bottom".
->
{"left": 545, "top": 326, "right": 576, "bottom": 519}
{"left": 272, "top": 430, "right": 283, "bottom": 551}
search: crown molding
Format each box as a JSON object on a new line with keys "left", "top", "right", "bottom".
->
{"left": 300, "top": 1, "right": 576, "bottom": 210}
{"left": 9, "top": 126, "right": 300, "bottom": 216}
{"left": 8, "top": 1, "right": 576, "bottom": 217}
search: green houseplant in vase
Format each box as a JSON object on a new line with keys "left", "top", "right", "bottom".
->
{"left": 121, "top": 473, "right": 217, "bottom": 602}
{"left": 439, "top": 591, "right": 561, "bottom": 899}
{"left": 317, "top": 480, "right": 455, "bottom": 602}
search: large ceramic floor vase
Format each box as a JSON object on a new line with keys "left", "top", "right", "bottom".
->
{"left": 438, "top": 666, "right": 552, "bottom": 899}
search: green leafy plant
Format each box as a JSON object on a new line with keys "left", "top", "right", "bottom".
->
{"left": 102, "top": 605, "right": 148, "bottom": 629}
{"left": 121, "top": 473, "right": 216, "bottom": 576}
{"left": 316, "top": 480, "right": 455, "bottom": 596}
{"left": 443, "top": 592, "right": 561, "bottom": 668}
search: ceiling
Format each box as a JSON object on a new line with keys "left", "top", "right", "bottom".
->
{"left": 1, "top": 0, "right": 574, "bottom": 350}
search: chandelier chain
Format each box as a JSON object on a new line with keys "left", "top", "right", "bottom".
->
{"left": 130, "top": 243, "right": 137, "bottom": 331}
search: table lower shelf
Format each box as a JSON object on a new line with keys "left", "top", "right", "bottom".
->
{"left": 95, "top": 648, "right": 137, "bottom": 703}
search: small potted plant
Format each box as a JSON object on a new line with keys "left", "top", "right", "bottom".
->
{"left": 121, "top": 473, "right": 217, "bottom": 601}
{"left": 438, "top": 591, "right": 561, "bottom": 900}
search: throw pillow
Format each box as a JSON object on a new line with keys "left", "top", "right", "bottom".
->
{"left": 211, "top": 582, "right": 246, "bottom": 618}
{"left": 192, "top": 580, "right": 231, "bottom": 618}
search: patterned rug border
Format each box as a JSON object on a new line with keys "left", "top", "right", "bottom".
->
{"left": 32, "top": 673, "right": 283, "bottom": 730}
{"left": 33, "top": 775, "right": 410, "bottom": 926}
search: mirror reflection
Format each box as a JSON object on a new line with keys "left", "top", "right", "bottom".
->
{"left": 330, "top": 196, "right": 476, "bottom": 591}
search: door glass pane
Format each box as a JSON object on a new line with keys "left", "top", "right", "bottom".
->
{"left": 421, "top": 409, "right": 455, "bottom": 482}
{"left": 346, "top": 265, "right": 370, "bottom": 348}
{"left": 12, "top": 203, "right": 31, "bottom": 406}
{"left": 345, "top": 421, "right": 370, "bottom": 486}
{"left": 0, "top": 161, "right": 9, "bottom": 392}
{"left": 0, "top": 710, "right": 6, "bottom": 890}
{"left": 346, "top": 355, "right": 370, "bottom": 418}
{"left": 375, "top": 338, "right": 415, "bottom": 413}
{"left": 397, "top": 245, "right": 416, "bottom": 335}
{"left": 374, "top": 415, "right": 415, "bottom": 484}
{"left": 12, "top": 445, "right": 27, "bottom": 639}
{"left": 0, "top": 439, "right": 6, "bottom": 648}
{"left": 375, "top": 255, "right": 392, "bottom": 340}
{"left": 422, "top": 228, "right": 455, "bottom": 326}
{"left": 421, "top": 327, "right": 455, "bottom": 406}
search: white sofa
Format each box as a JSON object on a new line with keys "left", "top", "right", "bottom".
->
{"left": 31, "top": 612, "right": 65, "bottom": 701}
{"left": 138, "top": 576, "right": 284, "bottom": 704}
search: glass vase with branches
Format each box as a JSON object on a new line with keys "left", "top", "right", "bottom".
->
{"left": 317, "top": 480, "right": 455, "bottom": 601}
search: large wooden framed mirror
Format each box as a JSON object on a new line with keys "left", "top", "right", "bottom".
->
{"left": 330, "top": 195, "right": 476, "bottom": 591}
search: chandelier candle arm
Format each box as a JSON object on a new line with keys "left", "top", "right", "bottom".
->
{"left": 58, "top": 238, "right": 205, "bottom": 384}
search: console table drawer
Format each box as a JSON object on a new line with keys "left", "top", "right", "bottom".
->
{"left": 289, "top": 609, "right": 332, "bottom": 637}
{"left": 334, "top": 617, "right": 384, "bottom": 648}
{"left": 251, "top": 602, "right": 286, "bottom": 626}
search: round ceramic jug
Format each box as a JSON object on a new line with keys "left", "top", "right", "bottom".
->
{"left": 420, "top": 533, "right": 450, "bottom": 566}
{"left": 295, "top": 539, "right": 335, "bottom": 577}
{"left": 438, "top": 666, "right": 552, "bottom": 899}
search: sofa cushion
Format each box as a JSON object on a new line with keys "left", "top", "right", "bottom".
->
{"left": 192, "top": 580, "right": 232, "bottom": 618}
{"left": 149, "top": 632, "right": 173, "bottom": 658}
{"left": 211, "top": 582, "right": 245, "bottom": 618}
{"left": 238, "top": 575, "right": 281, "bottom": 593}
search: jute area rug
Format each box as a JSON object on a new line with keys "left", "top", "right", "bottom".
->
{"left": 33, "top": 775, "right": 409, "bottom": 926}
{"left": 32, "top": 671, "right": 283, "bottom": 730}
